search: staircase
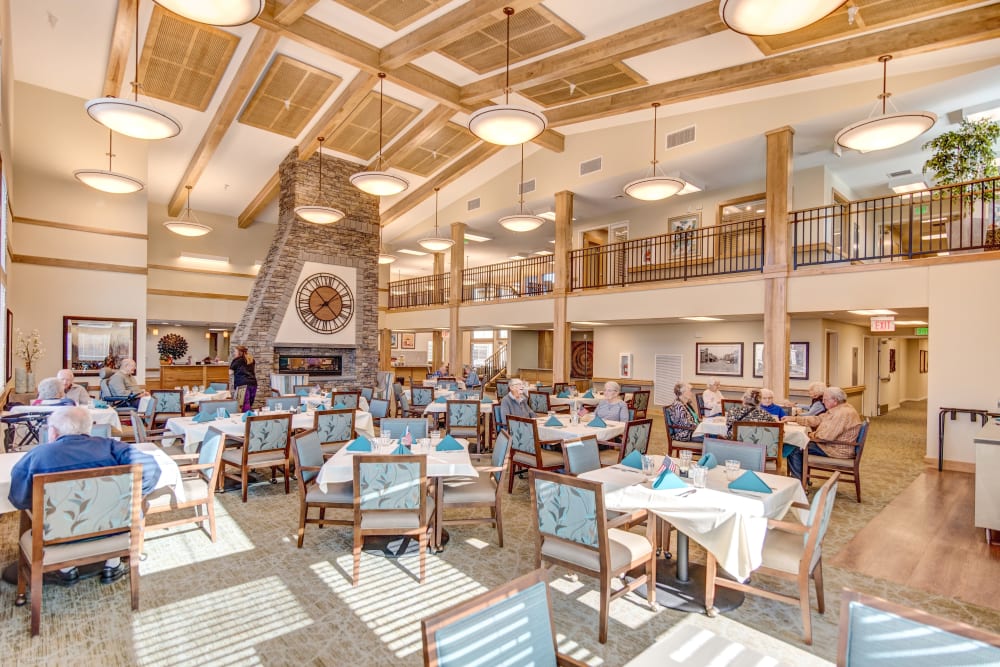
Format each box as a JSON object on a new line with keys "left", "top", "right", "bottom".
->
{"left": 481, "top": 344, "right": 508, "bottom": 391}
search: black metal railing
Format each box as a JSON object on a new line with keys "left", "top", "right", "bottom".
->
{"left": 387, "top": 273, "right": 449, "bottom": 309}
{"left": 569, "top": 218, "right": 765, "bottom": 291}
{"left": 460, "top": 256, "right": 555, "bottom": 303}
{"left": 791, "top": 176, "right": 1000, "bottom": 268}
{"left": 479, "top": 343, "right": 508, "bottom": 387}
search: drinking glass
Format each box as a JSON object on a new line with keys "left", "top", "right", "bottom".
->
{"left": 418, "top": 437, "right": 431, "bottom": 453}
{"left": 641, "top": 455, "right": 654, "bottom": 477}
{"left": 261, "top": 406, "right": 270, "bottom": 414}
{"left": 691, "top": 465, "right": 708, "bottom": 488}
{"left": 725, "top": 459, "right": 742, "bottom": 481}
{"left": 430, "top": 428, "right": 441, "bottom": 441}
{"left": 216, "top": 408, "right": 226, "bottom": 420}
{"left": 678, "top": 451, "right": 693, "bottom": 476}
{"left": 383, "top": 429, "right": 393, "bottom": 442}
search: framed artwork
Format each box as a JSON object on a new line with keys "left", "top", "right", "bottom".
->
{"left": 668, "top": 212, "right": 700, "bottom": 256}
{"left": 400, "top": 332, "right": 416, "bottom": 350}
{"left": 752, "top": 341, "right": 810, "bottom": 379}
{"left": 619, "top": 353, "right": 633, "bottom": 379}
{"left": 63, "top": 316, "right": 137, "bottom": 376}
{"left": 390, "top": 333, "right": 399, "bottom": 349}
{"left": 5, "top": 309, "right": 11, "bottom": 383}
{"left": 696, "top": 342, "right": 743, "bottom": 377}
{"left": 919, "top": 349, "right": 928, "bottom": 373}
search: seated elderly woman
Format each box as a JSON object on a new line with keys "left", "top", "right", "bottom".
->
{"left": 664, "top": 382, "right": 702, "bottom": 441}
{"left": 30, "top": 377, "right": 76, "bottom": 407}
{"left": 589, "top": 381, "right": 629, "bottom": 422}
{"left": 797, "top": 381, "right": 827, "bottom": 416}
{"left": 701, "top": 379, "right": 724, "bottom": 417}
{"left": 759, "top": 388, "right": 787, "bottom": 419}
{"left": 724, "top": 388, "right": 777, "bottom": 438}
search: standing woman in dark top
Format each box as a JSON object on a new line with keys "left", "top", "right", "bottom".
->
{"left": 231, "top": 345, "right": 257, "bottom": 411}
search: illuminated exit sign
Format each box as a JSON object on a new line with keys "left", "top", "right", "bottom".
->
{"left": 871, "top": 316, "right": 896, "bottom": 332}
{"left": 915, "top": 327, "right": 928, "bottom": 336}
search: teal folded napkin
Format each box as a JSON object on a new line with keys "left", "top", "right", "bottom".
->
{"left": 435, "top": 434, "right": 463, "bottom": 451}
{"left": 93, "top": 399, "right": 108, "bottom": 409}
{"left": 242, "top": 410, "right": 256, "bottom": 422}
{"left": 699, "top": 453, "right": 718, "bottom": 469}
{"left": 392, "top": 443, "right": 412, "bottom": 455}
{"left": 315, "top": 404, "right": 327, "bottom": 411}
{"left": 588, "top": 414, "right": 607, "bottom": 428}
{"left": 217, "top": 409, "right": 230, "bottom": 418}
{"left": 204, "top": 387, "right": 217, "bottom": 395}
{"left": 583, "top": 390, "right": 594, "bottom": 398}
{"left": 299, "top": 404, "right": 308, "bottom": 413}
{"left": 435, "top": 396, "right": 448, "bottom": 403}
{"left": 544, "top": 415, "right": 562, "bottom": 427}
{"left": 621, "top": 449, "right": 643, "bottom": 469}
{"left": 729, "top": 470, "right": 772, "bottom": 494}
{"left": 652, "top": 469, "right": 687, "bottom": 490}
{"left": 192, "top": 412, "right": 214, "bottom": 423}
{"left": 481, "top": 396, "right": 494, "bottom": 403}
{"left": 557, "top": 390, "right": 570, "bottom": 398}
{"left": 296, "top": 388, "right": 309, "bottom": 396}
{"left": 346, "top": 436, "right": 372, "bottom": 452}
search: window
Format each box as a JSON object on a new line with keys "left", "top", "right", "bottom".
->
{"left": 498, "top": 329, "right": 508, "bottom": 339}
{"left": 472, "top": 329, "right": 493, "bottom": 339}
{"left": 471, "top": 343, "right": 493, "bottom": 368}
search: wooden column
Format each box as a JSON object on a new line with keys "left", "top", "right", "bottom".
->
{"left": 763, "top": 127, "right": 793, "bottom": 398}
{"left": 552, "top": 190, "right": 573, "bottom": 383}
{"left": 449, "top": 222, "right": 466, "bottom": 375}
{"left": 379, "top": 328, "right": 392, "bottom": 370}
{"left": 432, "top": 251, "right": 445, "bottom": 370}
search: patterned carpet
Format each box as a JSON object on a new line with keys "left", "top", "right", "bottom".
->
{"left": 0, "top": 399, "right": 997, "bottom": 665}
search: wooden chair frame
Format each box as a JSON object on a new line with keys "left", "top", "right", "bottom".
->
{"left": 562, "top": 434, "right": 602, "bottom": 476}
{"left": 149, "top": 389, "right": 184, "bottom": 427}
{"left": 663, "top": 406, "right": 703, "bottom": 458}
{"left": 528, "top": 390, "right": 569, "bottom": 414}
{"left": 291, "top": 429, "right": 351, "bottom": 548}
{"left": 129, "top": 409, "right": 195, "bottom": 462}
{"left": 599, "top": 418, "right": 653, "bottom": 465}
{"left": 803, "top": 421, "right": 869, "bottom": 502}
{"left": 331, "top": 391, "right": 361, "bottom": 410}
{"left": 630, "top": 390, "right": 651, "bottom": 419}
{"left": 220, "top": 412, "right": 293, "bottom": 502}
{"left": 438, "top": 429, "right": 510, "bottom": 549}
{"left": 721, "top": 398, "right": 743, "bottom": 416}
{"left": 506, "top": 415, "right": 563, "bottom": 493}
{"left": 313, "top": 408, "right": 357, "bottom": 456}
{"left": 733, "top": 420, "right": 785, "bottom": 472}
{"left": 444, "top": 399, "right": 482, "bottom": 452}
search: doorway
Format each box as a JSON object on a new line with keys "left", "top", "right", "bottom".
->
{"left": 825, "top": 330, "right": 839, "bottom": 386}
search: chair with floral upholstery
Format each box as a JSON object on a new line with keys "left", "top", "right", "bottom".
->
{"left": 16, "top": 464, "right": 143, "bottom": 636}
{"left": 445, "top": 400, "right": 481, "bottom": 452}
{"left": 598, "top": 418, "right": 652, "bottom": 466}
{"left": 352, "top": 454, "right": 431, "bottom": 585}
{"left": 220, "top": 413, "right": 292, "bottom": 502}
{"left": 149, "top": 389, "right": 184, "bottom": 428}
{"left": 529, "top": 469, "right": 656, "bottom": 643}
{"left": 291, "top": 429, "right": 352, "bottom": 548}
{"left": 506, "top": 416, "right": 564, "bottom": 493}
{"left": 410, "top": 386, "right": 434, "bottom": 411}
{"left": 495, "top": 380, "right": 509, "bottom": 399}
{"left": 313, "top": 408, "right": 356, "bottom": 456}
{"left": 438, "top": 429, "right": 510, "bottom": 549}
{"left": 561, "top": 436, "right": 601, "bottom": 476}
{"left": 528, "top": 390, "right": 568, "bottom": 414}
{"left": 732, "top": 420, "right": 784, "bottom": 472}
{"left": 629, "top": 390, "right": 651, "bottom": 419}
{"left": 331, "top": 391, "right": 360, "bottom": 410}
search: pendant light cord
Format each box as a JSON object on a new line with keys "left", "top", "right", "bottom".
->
{"left": 434, "top": 187, "right": 440, "bottom": 236}
{"left": 518, "top": 144, "right": 525, "bottom": 213}
{"left": 651, "top": 102, "right": 660, "bottom": 170}
{"left": 377, "top": 72, "right": 386, "bottom": 171}
{"left": 503, "top": 7, "right": 514, "bottom": 104}
{"left": 107, "top": 129, "right": 114, "bottom": 171}
{"left": 317, "top": 137, "right": 325, "bottom": 198}
{"left": 878, "top": 55, "right": 892, "bottom": 114}
{"left": 184, "top": 185, "right": 192, "bottom": 218}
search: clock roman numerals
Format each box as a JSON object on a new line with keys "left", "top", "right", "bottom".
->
{"left": 295, "top": 273, "right": 355, "bottom": 334}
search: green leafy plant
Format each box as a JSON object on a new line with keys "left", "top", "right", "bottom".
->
{"left": 157, "top": 333, "right": 188, "bottom": 360}
{"left": 923, "top": 119, "right": 1000, "bottom": 201}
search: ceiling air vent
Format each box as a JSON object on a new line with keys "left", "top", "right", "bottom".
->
{"left": 467, "top": 197, "right": 480, "bottom": 211}
{"left": 887, "top": 169, "right": 913, "bottom": 178}
{"left": 518, "top": 179, "right": 536, "bottom": 196}
{"left": 666, "top": 125, "right": 696, "bottom": 150}
{"left": 579, "top": 156, "right": 602, "bottom": 176}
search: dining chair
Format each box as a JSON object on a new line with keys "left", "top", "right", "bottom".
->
{"left": 314, "top": 408, "right": 356, "bottom": 456}
{"left": 696, "top": 391, "right": 709, "bottom": 416}
{"left": 378, "top": 417, "right": 429, "bottom": 439}
{"left": 368, "top": 398, "right": 390, "bottom": 426}
{"left": 506, "top": 415, "right": 564, "bottom": 493}
{"left": 495, "top": 380, "right": 509, "bottom": 400}
{"left": 490, "top": 402, "right": 504, "bottom": 450}
{"left": 197, "top": 399, "right": 239, "bottom": 416}
{"left": 421, "top": 568, "right": 587, "bottom": 667}
{"left": 704, "top": 472, "right": 840, "bottom": 645}
{"left": 438, "top": 429, "right": 511, "bottom": 548}
{"left": 290, "top": 429, "right": 352, "bottom": 548}
{"left": 663, "top": 406, "right": 704, "bottom": 458}
{"left": 265, "top": 396, "right": 299, "bottom": 412}
{"left": 721, "top": 398, "right": 743, "bottom": 416}
{"left": 630, "top": 390, "right": 651, "bottom": 419}
{"left": 233, "top": 385, "right": 248, "bottom": 410}
{"left": 529, "top": 469, "right": 656, "bottom": 643}
{"left": 837, "top": 589, "right": 1000, "bottom": 665}
{"left": 331, "top": 391, "right": 360, "bottom": 410}
{"left": 445, "top": 400, "right": 481, "bottom": 452}
{"left": 353, "top": 454, "right": 431, "bottom": 585}
{"left": 553, "top": 382, "right": 571, "bottom": 395}
{"left": 149, "top": 389, "right": 184, "bottom": 427}
{"left": 208, "top": 382, "right": 229, "bottom": 391}
{"left": 90, "top": 423, "right": 113, "bottom": 439}
{"left": 621, "top": 383, "right": 643, "bottom": 394}
{"left": 410, "top": 386, "right": 435, "bottom": 410}
{"left": 561, "top": 436, "right": 601, "bottom": 476}
{"left": 732, "top": 420, "right": 785, "bottom": 472}
{"left": 143, "top": 426, "right": 226, "bottom": 547}
{"left": 599, "top": 418, "right": 653, "bottom": 466}
{"left": 528, "top": 390, "right": 568, "bottom": 414}
{"left": 395, "top": 390, "right": 425, "bottom": 419}
{"left": 220, "top": 413, "right": 293, "bottom": 502}
{"left": 129, "top": 409, "right": 193, "bottom": 462}
{"left": 360, "top": 387, "right": 374, "bottom": 403}
{"left": 702, "top": 436, "right": 765, "bottom": 472}
{"left": 803, "top": 420, "right": 869, "bottom": 502}
{"left": 15, "top": 464, "right": 143, "bottom": 636}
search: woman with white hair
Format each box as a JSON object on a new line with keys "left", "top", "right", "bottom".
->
{"left": 31, "top": 377, "right": 75, "bottom": 407}
{"left": 799, "top": 381, "right": 827, "bottom": 416}
{"left": 759, "top": 388, "right": 787, "bottom": 419}
{"left": 701, "top": 379, "right": 724, "bottom": 417}
{"left": 725, "top": 388, "right": 776, "bottom": 438}
{"left": 591, "top": 381, "right": 629, "bottom": 422}
{"left": 664, "top": 382, "right": 702, "bottom": 442}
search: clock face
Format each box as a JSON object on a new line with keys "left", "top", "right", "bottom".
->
{"left": 296, "top": 273, "right": 355, "bottom": 334}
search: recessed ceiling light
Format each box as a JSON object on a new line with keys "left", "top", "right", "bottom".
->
{"left": 508, "top": 255, "right": 526, "bottom": 260}
{"left": 572, "top": 321, "right": 606, "bottom": 326}
{"left": 681, "top": 316, "right": 723, "bottom": 322}
{"left": 397, "top": 248, "right": 428, "bottom": 256}
{"left": 533, "top": 250, "right": 553, "bottom": 255}
{"left": 464, "top": 233, "right": 492, "bottom": 242}
{"left": 895, "top": 320, "right": 927, "bottom": 325}
{"left": 848, "top": 309, "right": 897, "bottom": 316}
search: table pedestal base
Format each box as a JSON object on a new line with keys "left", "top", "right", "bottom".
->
{"left": 634, "top": 560, "right": 744, "bottom": 613}
{"left": 362, "top": 530, "right": 448, "bottom": 558}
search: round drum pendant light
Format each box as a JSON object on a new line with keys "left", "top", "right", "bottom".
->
{"left": 75, "top": 129, "right": 145, "bottom": 194}
{"left": 163, "top": 185, "right": 213, "bottom": 237}
{"left": 152, "top": 0, "right": 264, "bottom": 26}
{"left": 624, "top": 103, "right": 685, "bottom": 201}
{"left": 720, "top": 0, "right": 846, "bottom": 36}
{"left": 295, "top": 137, "right": 346, "bottom": 224}
{"left": 351, "top": 73, "right": 409, "bottom": 197}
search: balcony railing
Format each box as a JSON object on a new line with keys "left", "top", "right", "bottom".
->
{"left": 388, "top": 273, "right": 449, "bottom": 309}
{"left": 791, "top": 176, "right": 1000, "bottom": 268}
{"left": 460, "top": 256, "right": 555, "bottom": 303}
{"left": 569, "top": 218, "right": 765, "bottom": 291}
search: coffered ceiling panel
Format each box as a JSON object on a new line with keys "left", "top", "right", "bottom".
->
{"left": 139, "top": 6, "right": 239, "bottom": 111}
{"left": 333, "top": 0, "right": 452, "bottom": 31}
{"left": 393, "top": 122, "right": 478, "bottom": 176}
{"left": 239, "top": 55, "right": 343, "bottom": 138}
{"left": 325, "top": 91, "right": 421, "bottom": 160}
{"left": 519, "top": 61, "right": 646, "bottom": 107}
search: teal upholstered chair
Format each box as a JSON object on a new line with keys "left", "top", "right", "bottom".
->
{"left": 290, "top": 429, "right": 352, "bottom": 548}
{"left": 732, "top": 421, "right": 784, "bottom": 472}
{"left": 352, "top": 455, "right": 430, "bottom": 585}
{"left": 368, "top": 398, "right": 390, "bottom": 425}
{"left": 265, "top": 396, "right": 299, "bottom": 411}
{"left": 528, "top": 390, "right": 568, "bottom": 414}
{"left": 598, "top": 418, "right": 652, "bottom": 466}
{"left": 378, "top": 417, "right": 428, "bottom": 439}
{"left": 439, "top": 429, "right": 510, "bottom": 548}
{"left": 529, "top": 469, "right": 656, "bottom": 644}
{"left": 331, "top": 391, "right": 360, "bottom": 410}
{"left": 314, "top": 408, "right": 356, "bottom": 455}
{"left": 208, "top": 382, "right": 228, "bottom": 391}
{"left": 445, "top": 400, "right": 480, "bottom": 451}
{"left": 395, "top": 390, "right": 424, "bottom": 418}
{"left": 506, "top": 416, "right": 563, "bottom": 493}
{"left": 706, "top": 472, "right": 840, "bottom": 645}
{"left": 197, "top": 399, "right": 239, "bottom": 417}
{"left": 561, "top": 435, "right": 601, "bottom": 476}
{"left": 410, "top": 386, "right": 434, "bottom": 408}
{"left": 702, "top": 435, "right": 766, "bottom": 472}
{"left": 16, "top": 464, "right": 142, "bottom": 636}
{"left": 360, "top": 387, "right": 374, "bottom": 403}
{"left": 220, "top": 413, "right": 292, "bottom": 502}
{"left": 495, "top": 380, "right": 509, "bottom": 399}
{"left": 149, "top": 389, "right": 184, "bottom": 427}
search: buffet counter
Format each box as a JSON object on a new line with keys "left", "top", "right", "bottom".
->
{"left": 160, "top": 364, "right": 229, "bottom": 389}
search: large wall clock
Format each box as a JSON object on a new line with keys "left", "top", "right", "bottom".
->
{"left": 295, "top": 273, "right": 355, "bottom": 334}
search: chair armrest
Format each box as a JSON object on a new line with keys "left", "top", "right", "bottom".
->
{"left": 790, "top": 501, "right": 810, "bottom": 510}
{"left": 297, "top": 465, "right": 323, "bottom": 473}
{"left": 767, "top": 518, "right": 808, "bottom": 534}
{"left": 557, "top": 654, "right": 589, "bottom": 667}
{"left": 177, "top": 462, "right": 214, "bottom": 473}
{"left": 596, "top": 439, "right": 622, "bottom": 448}
{"left": 607, "top": 509, "right": 647, "bottom": 530}
{"left": 809, "top": 436, "right": 853, "bottom": 447}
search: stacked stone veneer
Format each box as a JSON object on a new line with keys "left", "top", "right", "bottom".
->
{"left": 233, "top": 148, "right": 380, "bottom": 404}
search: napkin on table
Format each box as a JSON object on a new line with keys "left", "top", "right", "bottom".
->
{"left": 620, "top": 449, "right": 643, "bottom": 469}
{"left": 346, "top": 436, "right": 372, "bottom": 452}
{"left": 699, "top": 453, "right": 717, "bottom": 469}
{"left": 391, "top": 443, "right": 413, "bottom": 455}
{"left": 204, "top": 387, "right": 218, "bottom": 395}
{"left": 557, "top": 390, "right": 570, "bottom": 398}
{"left": 435, "top": 396, "right": 448, "bottom": 403}
{"left": 583, "top": 390, "right": 594, "bottom": 398}
{"left": 435, "top": 434, "right": 463, "bottom": 451}
{"left": 728, "top": 470, "right": 772, "bottom": 494}
{"left": 544, "top": 415, "right": 563, "bottom": 427}
{"left": 652, "top": 469, "right": 687, "bottom": 490}
{"left": 588, "top": 414, "right": 607, "bottom": 428}
{"left": 241, "top": 410, "right": 256, "bottom": 422}
{"left": 192, "top": 412, "right": 214, "bottom": 423}
{"left": 93, "top": 400, "right": 108, "bottom": 409}
{"left": 296, "top": 388, "right": 309, "bottom": 396}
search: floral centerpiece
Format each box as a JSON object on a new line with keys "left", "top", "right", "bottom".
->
{"left": 14, "top": 328, "right": 44, "bottom": 392}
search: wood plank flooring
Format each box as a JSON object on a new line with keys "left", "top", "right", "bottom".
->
{"left": 830, "top": 469, "right": 1000, "bottom": 611}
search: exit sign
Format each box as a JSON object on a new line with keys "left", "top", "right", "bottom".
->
{"left": 871, "top": 316, "right": 896, "bottom": 332}
{"left": 915, "top": 327, "right": 928, "bottom": 336}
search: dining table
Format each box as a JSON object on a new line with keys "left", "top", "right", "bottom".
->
{"left": 138, "top": 390, "right": 232, "bottom": 414}
{"left": 5, "top": 405, "right": 123, "bottom": 433}
{"left": 534, "top": 413, "right": 627, "bottom": 442}
{"left": 581, "top": 458, "right": 807, "bottom": 613}
{"left": 693, "top": 415, "right": 810, "bottom": 449}
{"left": 548, "top": 391, "right": 633, "bottom": 408}
{"left": 297, "top": 393, "right": 370, "bottom": 412}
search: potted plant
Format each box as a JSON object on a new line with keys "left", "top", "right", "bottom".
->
{"left": 14, "top": 328, "right": 44, "bottom": 393}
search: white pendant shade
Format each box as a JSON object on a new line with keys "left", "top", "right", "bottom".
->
{"left": 152, "top": 0, "right": 264, "bottom": 26}
{"left": 720, "top": 0, "right": 845, "bottom": 36}
{"left": 350, "top": 171, "right": 409, "bottom": 197}
{"left": 85, "top": 98, "right": 181, "bottom": 140}
{"left": 835, "top": 111, "right": 937, "bottom": 153}
{"left": 624, "top": 176, "right": 686, "bottom": 201}
{"left": 378, "top": 253, "right": 397, "bottom": 265}
{"left": 73, "top": 169, "right": 144, "bottom": 194}
{"left": 163, "top": 218, "right": 212, "bottom": 237}
{"left": 499, "top": 214, "right": 544, "bottom": 232}
{"left": 417, "top": 237, "right": 454, "bottom": 251}
{"left": 295, "top": 205, "right": 346, "bottom": 224}
{"left": 469, "top": 104, "right": 547, "bottom": 146}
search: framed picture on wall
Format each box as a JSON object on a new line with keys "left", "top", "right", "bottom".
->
{"left": 400, "top": 332, "right": 416, "bottom": 350}
{"left": 696, "top": 342, "right": 743, "bottom": 377}
{"left": 668, "top": 212, "right": 700, "bottom": 256}
{"left": 752, "top": 341, "right": 810, "bottom": 379}
{"left": 390, "top": 333, "right": 399, "bottom": 349}
{"left": 752, "top": 342, "right": 765, "bottom": 378}
{"left": 619, "top": 353, "right": 633, "bottom": 379}
{"left": 62, "top": 316, "right": 137, "bottom": 375}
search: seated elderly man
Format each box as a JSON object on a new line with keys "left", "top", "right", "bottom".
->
{"left": 664, "top": 382, "right": 702, "bottom": 441}
{"left": 57, "top": 369, "right": 91, "bottom": 406}
{"left": 107, "top": 359, "right": 148, "bottom": 407}
{"left": 725, "top": 388, "right": 777, "bottom": 438}
{"left": 30, "top": 377, "right": 76, "bottom": 407}
{"left": 499, "top": 378, "right": 535, "bottom": 427}
{"left": 759, "top": 388, "right": 787, "bottom": 419}
{"left": 590, "top": 381, "right": 629, "bottom": 422}
{"left": 784, "top": 386, "right": 862, "bottom": 481}
{"left": 701, "top": 379, "right": 724, "bottom": 417}
{"left": 8, "top": 407, "right": 161, "bottom": 584}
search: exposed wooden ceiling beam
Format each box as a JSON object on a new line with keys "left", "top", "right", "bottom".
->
{"left": 369, "top": 105, "right": 455, "bottom": 171}
{"left": 381, "top": 143, "right": 503, "bottom": 226}
{"left": 102, "top": 0, "right": 137, "bottom": 97}
{"left": 273, "top": 0, "right": 319, "bottom": 25}
{"left": 238, "top": 172, "right": 279, "bottom": 228}
{"left": 379, "top": 0, "right": 544, "bottom": 71}
{"left": 299, "top": 71, "right": 380, "bottom": 159}
{"left": 459, "top": 1, "right": 724, "bottom": 105}
{"left": 544, "top": 4, "right": 1000, "bottom": 127}
{"left": 167, "top": 29, "right": 280, "bottom": 216}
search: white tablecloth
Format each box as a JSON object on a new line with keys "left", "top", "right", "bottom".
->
{"left": 6, "top": 405, "right": 123, "bottom": 433}
{"left": 316, "top": 437, "right": 475, "bottom": 490}
{"left": 0, "top": 451, "right": 27, "bottom": 514}
{"left": 298, "top": 394, "right": 370, "bottom": 412}
{"left": 165, "top": 410, "right": 375, "bottom": 453}
{"left": 549, "top": 391, "right": 632, "bottom": 408}
{"left": 139, "top": 390, "right": 233, "bottom": 414}
{"left": 693, "top": 416, "right": 809, "bottom": 449}
{"left": 581, "top": 463, "right": 807, "bottom": 581}
{"left": 535, "top": 414, "right": 626, "bottom": 442}
{"left": 422, "top": 379, "right": 466, "bottom": 390}
{"left": 134, "top": 442, "right": 185, "bottom": 501}
{"left": 422, "top": 401, "right": 494, "bottom": 416}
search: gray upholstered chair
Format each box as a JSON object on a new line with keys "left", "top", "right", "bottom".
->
{"left": 702, "top": 435, "right": 766, "bottom": 472}
{"left": 444, "top": 400, "right": 480, "bottom": 452}
{"left": 197, "top": 399, "right": 239, "bottom": 417}
{"left": 265, "top": 396, "right": 299, "bottom": 412}
{"left": 360, "top": 387, "right": 374, "bottom": 403}
{"left": 561, "top": 435, "right": 601, "bottom": 476}
{"left": 438, "top": 429, "right": 510, "bottom": 548}
{"left": 220, "top": 413, "right": 292, "bottom": 502}
{"left": 129, "top": 409, "right": 193, "bottom": 462}
{"left": 803, "top": 420, "right": 869, "bottom": 502}
{"left": 732, "top": 420, "right": 784, "bottom": 472}
{"left": 506, "top": 416, "right": 563, "bottom": 493}
{"left": 290, "top": 429, "right": 352, "bottom": 548}
{"left": 378, "top": 418, "right": 427, "bottom": 439}
{"left": 314, "top": 408, "right": 356, "bottom": 456}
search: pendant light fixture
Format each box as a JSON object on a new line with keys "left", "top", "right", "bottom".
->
{"left": 499, "top": 145, "right": 544, "bottom": 232}
{"left": 85, "top": 2, "right": 181, "bottom": 140}
{"left": 295, "top": 137, "right": 345, "bottom": 224}
{"left": 468, "top": 7, "right": 547, "bottom": 146}
{"left": 152, "top": 0, "right": 264, "bottom": 26}
{"left": 378, "top": 219, "right": 397, "bottom": 264}
{"left": 74, "top": 129, "right": 145, "bottom": 194}
{"left": 720, "top": 0, "right": 845, "bottom": 36}
{"left": 163, "top": 185, "right": 213, "bottom": 237}
{"left": 350, "top": 73, "right": 409, "bottom": 197}
{"left": 835, "top": 55, "right": 937, "bottom": 153}
{"left": 624, "top": 103, "right": 685, "bottom": 201}
{"left": 418, "top": 188, "right": 456, "bottom": 251}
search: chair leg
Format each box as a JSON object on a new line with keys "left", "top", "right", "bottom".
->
{"left": 493, "top": 505, "right": 503, "bottom": 548}
{"left": 704, "top": 553, "right": 717, "bottom": 614}
{"left": 241, "top": 467, "right": 248, "bottom": 503}
{"left": 854, "top": 468, "right": 862, "bottom": 503}
{"left": 507, "top": 463, "right": 518, "bottom": 493}
{"left": 418, "top": 531, "right": 427, "bottom": 584}
{"left": 813, "top": 559, "right": 825, "bottom": 614}
{"left": 598, "top": 572, "right": 611, "bottom": 644}
{"left": 297, "top": 504, "right": 308, "bottom": 548}
{"left": 129, "top": 556, "right": 140, "bottom": 610}
{"left": 207, "top": 498, "right": 217, "bottom": 542}
{"left": 283, "top": 464, "right": 290, "bottom": 495}
{"left": 799, "top": 573, "right": 813, "bottom": 645}
{"left": 646, "top": 554, "right": 657, "bottom": 609}
{"left": 30, "top": 565, "right": 43, "bottom": 636}
{"left": 352, "top": 531, "right": 362, "bottom": 586}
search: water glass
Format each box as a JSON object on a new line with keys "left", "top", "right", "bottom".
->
{"left": 430, "top": 429, "right": 441, "bottom": 441}
{"left": 725, "top": 459, "right": 742, "bottom": 481}
{"left": 216, "top": 408, "right": 226, "bottom": 420}
{"left": 382, "top": 429, "right": 393, "bottom": 442}
{"left": 678, "top": 450, "right": 693, "bottom": 475}
{"left": 691, "top": 465, "right": 708, "bottom": 488}
{"left": 641, "top": 455, "right": 654, "bottom": 477}
{"left": 418, "top": 437, "right": 431, "bottom": 453}
{"left": 261, "top": 406, "right": 270, "bottom": 414}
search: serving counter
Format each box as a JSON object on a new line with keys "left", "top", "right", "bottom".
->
{"left": 160, "top": 364, "right": 230, "bottom": 389}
